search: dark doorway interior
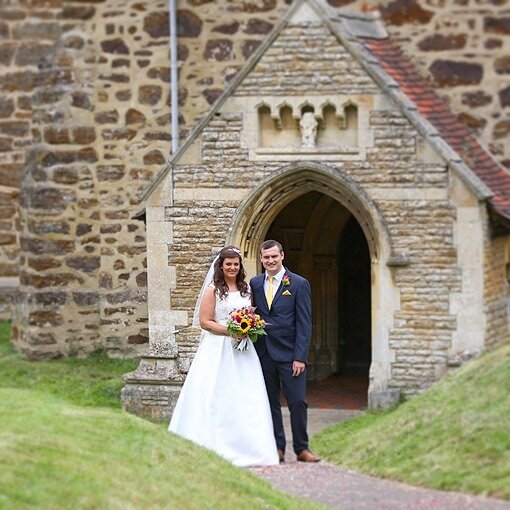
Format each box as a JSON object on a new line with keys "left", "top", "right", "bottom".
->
{"left": 266, "top": 191, "right": 371, "bottom": 409}
{"left": 338, "top": 217, "right": 371, "bottom": 377}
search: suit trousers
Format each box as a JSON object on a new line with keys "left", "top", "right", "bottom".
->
{"left": 259, "top": 351, "right": 309, "bottom": 454}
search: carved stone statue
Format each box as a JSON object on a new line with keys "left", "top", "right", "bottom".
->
{"left": 299, "top": 111, "right": 318, "bottom": 148}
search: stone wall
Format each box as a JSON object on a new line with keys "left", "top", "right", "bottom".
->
{"left": 484, "top": 231, "right": 510, "bottom": 351}
{"left": 2, "top": 0, "right": 509, "bottom": 359}
{"left": 11, "top": 0, "right": 173, "bottom": 357}
{"left": 175, "top": 0, "right": 510, "bottom": 168}
{"left": 159, "top": 21, "right": 463, "bottom": 396}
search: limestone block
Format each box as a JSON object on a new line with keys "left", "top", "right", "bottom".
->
{"left": 174, "top": 187, "right": 250, "bottom": 202}
{"left": 368, "top": 389, "right": 401, "bottom": 412}
{"left": 147, "top": 244, "right": 170, "bottom": 312}
{"left": 147, "top": 221, "right": 173, "bottom": 245}
{"left": 146, "top": 206, "right": 165, "bottom": 223}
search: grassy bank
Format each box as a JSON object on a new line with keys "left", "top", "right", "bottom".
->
{"left": 0, "top": 323, "right": 316, "bottom": 509}
{"left": 312, "top": 343, "right": 510, "bottom": 499}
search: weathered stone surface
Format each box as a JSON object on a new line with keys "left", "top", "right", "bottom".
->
{"left": 22, "top": 272, "right": 79, "bottom": 288}
{"left": 72, "top": 127, "right": 96, "bottom": 144}
{"left": 41, "top": 148, "right": 98, "bottom": 166}
{"left": 100, "top": 272, "right": 113, "bottom": 289}
{"left": 493, "top": 120, "right": 510, "bottom": 139}
{"left": 97, "top": 165, "right": 124, "bottom": 181}
{"left": 29, "top": 310, "right": 62, "bottom": 327}
{"left": 143, "top": 11, "right": 169, "bottom": 38}
{"left": 115, "top": 90, "right": 131, "bottom": 101}
{"left": 495, "top": 56, "right": 510, "bottom": 75}
{"left": 457, "top": 112, "right": 486, "bottom": 130}
{"left": 242, "top": 39, "right": 262, "bottom": 59}
{"left": 102, "top": 128, "right": 136, "bottom": 141}
{"left": 63, "top": 35, "right": 85, "bottom": 50}
{"left": 26, "top": 332, "right": 57, "bottom": 346}
{"left": 72, "top": 92, "right": 93, "bottom": 110}
{"left": 177, "top": 43, "right": 189, "bottom": 61}
{"left": 13, "top": 22, "right": 60, "bottom": 41}
{"left": 227, "top": 0, "right": 276, "bottom": 12}
{"left": 0, "top": 43, "right": 16, "bottom": 66}
{"left": 0, "top": 137, "right": 12, "bottom": 152}
{"left": 24, "top": 188, "right": 74, "bottom": 211}
{"left": 0, "top": 233, "right": 16, "bottom": 245}
{"left": 202, "top": 88, "right": 222, "bottom": 105}
{"left": 35, "top": 292, "right": 67, "bottom": 306}
{"left": 0, "top": 71, "right": 35, "bottom": 92}
{"left": 147, "top": 66, "right": 170, "bottom": 83}
{"left": 118, "top": 245, "right": 146, "bottom": 256}
{"left": 127, "top": 333, "right": 148, "bottom": 344}
{"left": 0, "top": 163, "right": 23, "bottom": 187}
{"left": 101, "top": 38, "right": 129, "bottom": 55}
{"left": 484, "top": 16, "right": 510, "bottom": 35}
{"left": 143, "top": 150, "right": 165, "bottom": 165}
{"left": 126, "top": 108, "right": 146, "bottom": 125}
{"left": 461, "top": 90, "right": 492, "bottom": 107}
{"left": 112, "top": 58, "right": 130, "bottom": 68}
{"left": 500, "top": 86, "right": 510, "bottom": 107}
{"left": 15, "top": 43, "right": 53, "bottom": 66}
{"left": 380, "top": 0, "right": 434, "bottom": 25}
{"left": 213, "top": 21, "right": 239, "bottom": 35}
{"left": 27, "top": 220, "right": 70, "bottom": 235}
{"left": 418, "top": 34, "right": 466, "bottom": 51}
{"left": 44, "top": 127, "right": 71, "bottom": 144}
{"left": 429, "top": 60, "right": 483, "bottom": 87}
{"left": 21, "top": 238, "right": 74, "bottom": 256}
{"left": 66, "top": 256, "right": 100, "bottom": 274}
{"left": 244, "top": 18, "right": 273, "bottom": 35}
{"left": 62, "top": 5, "right": 96, "bottom": 20}
{"left": 0, "top": 121, "right": 29, "bottom": 137}
{"left": 138, "top": 85, "right": 162, "bottom": 105}
{"left": 28, "top": 258, "right": 61, "bottom": 271}
{"left": 204, "top": 39, "right": 234, "bottom": 61}
{"left": 177, "top": 9, "right": 202, "bottom": 37}
{"left": 0, "top": 98, "right": 14, "bottom": 118}
{"left": 326, "top": 0, "right": 355, "bottom": 5}
{"left": 76, "top": 224, "right": 93, "bottom": 236}
{"left": 73, "top": 292, "right": 99, "bottom": 306}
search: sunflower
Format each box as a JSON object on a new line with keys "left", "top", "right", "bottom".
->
{"left": 239, "top": 319, "right": 251, "bottom": 334}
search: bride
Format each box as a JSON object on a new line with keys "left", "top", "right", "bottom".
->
{"left": 169, "top": 246, "right": 279, "bottom": 467}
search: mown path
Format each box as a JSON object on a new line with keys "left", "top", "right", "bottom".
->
{"left": 250, "top": 409, "right": 510, "bottom": 510}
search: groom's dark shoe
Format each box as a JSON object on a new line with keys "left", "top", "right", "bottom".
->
{"left": 277, "top": 449, "right": 285, "bottom": 463}
{"left": 297, "top": 449, "right": 321, "bottom": 463}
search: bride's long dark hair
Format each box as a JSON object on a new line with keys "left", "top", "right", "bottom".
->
{"left": 213, "top": 246, "right": 249, "bottom": 300}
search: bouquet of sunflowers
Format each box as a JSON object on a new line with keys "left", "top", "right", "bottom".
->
{"left": 227, "top": 306, "right": 267, "bottom": 351}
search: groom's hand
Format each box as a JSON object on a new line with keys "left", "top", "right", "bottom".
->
{"left": 292, "top": 361, "right": 305, "bottom": 377}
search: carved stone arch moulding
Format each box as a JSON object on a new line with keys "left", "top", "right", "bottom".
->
{"left": 227, "top": 161, "right": 392, "bottom": 264}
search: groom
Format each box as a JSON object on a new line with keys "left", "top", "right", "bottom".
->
{"left": 251, "top": 240, "right": 320, "bottom": 463}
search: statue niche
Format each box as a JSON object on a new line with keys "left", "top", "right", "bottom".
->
{"left": 300, "top": 111, "right": 318, "bottom": 148}
{"left": 257, "top": 101, "right": 358, "bottom": 151}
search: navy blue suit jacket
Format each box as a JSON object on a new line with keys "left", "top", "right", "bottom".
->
{"left": 250, "top": 269, "right": 312, "bottom": 363}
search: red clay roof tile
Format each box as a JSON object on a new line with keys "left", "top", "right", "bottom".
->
{"left": 362, "top": 37, "right": 510, "bottom": 223}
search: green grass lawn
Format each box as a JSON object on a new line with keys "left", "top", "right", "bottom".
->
{"left": 0, "top": 322, "right": 317, "bottom": 510}
{"left": 312, "top": 343, "right": 510, "bottom": 500}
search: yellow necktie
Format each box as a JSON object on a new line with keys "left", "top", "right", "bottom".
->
{"left": 267, "top": 275, "right": 274, "bottom": 308}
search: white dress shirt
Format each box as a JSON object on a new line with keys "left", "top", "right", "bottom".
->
{"left": 263, "top": 266, "right": 286, "bottom": 298}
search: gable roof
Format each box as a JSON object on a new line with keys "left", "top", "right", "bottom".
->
{"left": 362, "top": 37, "right": 510, "bottom": 231}
{"left": 142, "top": 0, "right": 510, "bottom": 231}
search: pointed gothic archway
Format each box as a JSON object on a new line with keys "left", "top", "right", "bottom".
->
{"left": 265, "top": 191, "right": 371, "bottom": 389}
{"left": 226, "top": 162, "right": 398, "bottom": 409}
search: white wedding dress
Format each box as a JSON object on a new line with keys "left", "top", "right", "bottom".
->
{"left": 169, "top": 290, "right": 279, "bottom": 467}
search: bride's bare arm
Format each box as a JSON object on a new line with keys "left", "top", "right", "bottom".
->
{"left": 199, "top": 286, "right": 230, "bottom": 335}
